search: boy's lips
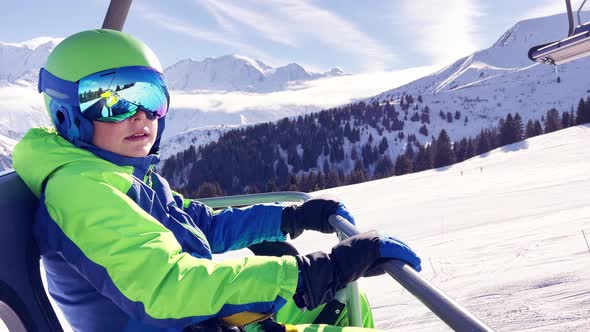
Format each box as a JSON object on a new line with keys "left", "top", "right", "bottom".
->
{"left": 125, "top": 129, "right": 150, "bottom": 141}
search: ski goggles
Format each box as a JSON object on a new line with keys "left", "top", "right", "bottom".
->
{"left": 38, "top": 66, "right": 169, "bottom": 122}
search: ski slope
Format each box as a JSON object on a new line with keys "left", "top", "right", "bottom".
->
{"left": 297, "top": 124, "right": 590, "bottom": 331}
{"left": 2, "top": 125, "right": 589, "bottom": 332}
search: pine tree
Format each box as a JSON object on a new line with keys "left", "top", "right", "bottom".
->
{"left": 378, "top": 137, "right": 389, "bottom": 154}
{"left": 576, "top": 98, "right": 589, "bottom": 124}
{"left": 276, "top": 157, "right": 289, "bottom": 185}
{"left": 476, "top": 130, "right": 490, "bottom": 155}
{"left": 446, "top": 112, "right": 453, "bottom": 123}
{"left": 349, "top": 160, "right": 368, "bottom": 184}
{"left": 525, "top": 119, "right": 536, "bottom": 138}
{"left": 344, "top": 121, "right": 352, "bottom": 140}
{"left": 322, "top": 159, "right": 330, "bottom": 174}
{"left": 500, "top": 113, "right": 515, "bottom": 145}
{"left": 455, "top": 138, "right": 467, "bottom": 162}
{"left": 405, "top": 143, "right": 415, "bottom": 160}
{"left": 325, "top": 170, "right": 341, "bottom": 188}
{"left": 351, "top": 146, "right": 358, "bottom": 160}
{"left": 514, "top": 113, "right": 524, "bottom": 142}
{"left": 465, "top": 138, "right": 475, "bottom": 159}
{"left": 394, "top": 154, "right": 412, "bottom": 176}
{"left": 434, "top": 129, "right": 456, "bottom": 168}
{"left": 419, "top": 124, "right": 429, "bottom": 136}
{"left": 562, "top": 111, "right": 571, "bottom": 128}
{"left": 414, "top": 145, "right": 433, "bottom": 172}
{"left": 545, "top": 108, "right": 561, "bottom": 133}
{"left": 533, "top": 120, "right": 544, "bottom": 136}
{"left": 375, "top": 155, "right": 395, "bottom": 178}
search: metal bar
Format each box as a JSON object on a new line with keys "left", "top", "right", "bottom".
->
{"left": 196, "top": 191, "right": 312, "bottom": 208}
{"left": 0, "top": 301, "right": 27, "bottom": 332}
{"left": 328, "top": 215, "right": 494, "bottom": 332}
{"left": 577, "top": 0, "right": 588, "bottom": 27}
{"left": 337, "top": 232, "right": 363, "bottom": 326}
{"left": 567, "top": 0, "right": 575, "bottom": 36}
{"left": 101, "top": 0, "right": 133, "bottom": 31}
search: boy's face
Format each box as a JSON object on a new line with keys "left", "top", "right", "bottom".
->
{"left": 92, "top": 111, "right": 158, "bottom": 157}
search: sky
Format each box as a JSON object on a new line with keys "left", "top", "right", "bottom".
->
{"left": 2, "top": 0, "right": 588, "bottom": 74}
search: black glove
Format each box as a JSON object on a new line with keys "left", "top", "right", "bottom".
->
{"left": 281, "top": 198, "right": 341, "bottom": 239}
{"left": 294, "top": 231, "right": 421, "bottom": 309}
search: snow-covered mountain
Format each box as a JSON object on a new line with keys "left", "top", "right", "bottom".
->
{"left": 161, "top": 11, "right": 590, "bottom": 180}
{"left": 2, "top": 11, "right": 590, "bottom": 174}
{"left": 164, "top": 54, "right": 345, "bottom": 92}
{"left": 364, "top": 12, "right": 590, "bottom": 146}
{"left": 0, "top": 37, "right": 61, "bottom": 87}
{"left": 0, "top": 37, "right": 57, "bottom": 151}
{"left": 158, "top": 125, "right": 235, "bottom": 161}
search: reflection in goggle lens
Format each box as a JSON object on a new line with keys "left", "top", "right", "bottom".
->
{"left": 78, "top": 66, "right": 169, "bottom": 122}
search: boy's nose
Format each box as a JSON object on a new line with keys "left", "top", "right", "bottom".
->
{"left": 131, "top": 110, "right": 148, "bottom": 120}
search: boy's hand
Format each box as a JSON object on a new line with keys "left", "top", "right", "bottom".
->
{"left": 281, "top": 199, "right": 355, "bottom": 239}
{"left": 294, "top": 231, "right": 421, "bottom": 309}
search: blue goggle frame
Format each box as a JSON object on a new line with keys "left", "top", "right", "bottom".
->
{"left": 38, "top": 66, "right": 170, "bottom": 122}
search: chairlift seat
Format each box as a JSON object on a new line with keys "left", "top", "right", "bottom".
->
{"left": 0, "top": 171, "right": 63, "bottom": 332}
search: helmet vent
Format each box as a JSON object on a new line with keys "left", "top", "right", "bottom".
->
{"left": 74, "top": 117, "right": 80, "bottom": 127}
{"left": 56, "top": 111, "right": 66, "bottom": 125}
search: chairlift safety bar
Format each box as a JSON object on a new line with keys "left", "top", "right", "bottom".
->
{"left": 328, "top": 214, "right": 494, "bottom": 331}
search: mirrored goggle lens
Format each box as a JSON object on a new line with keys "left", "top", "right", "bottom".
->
{"left": 78, "top": 66, "right": 169, "bottom": 122}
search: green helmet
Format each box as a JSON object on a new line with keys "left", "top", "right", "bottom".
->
{"left": 42, "top": 29, "right": 166, "bottom": 150}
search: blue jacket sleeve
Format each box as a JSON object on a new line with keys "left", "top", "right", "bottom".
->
{"left": 182, "top": 199, "right": 287, "bottom": 254}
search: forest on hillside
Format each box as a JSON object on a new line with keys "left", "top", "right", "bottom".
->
{"left": 161, "top": 95, "right": 590, "bottom": 198}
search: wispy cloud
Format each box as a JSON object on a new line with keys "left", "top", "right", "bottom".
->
{"left": 197, "top": 0, "right": 299, "bottom": 47}
{"left": 194, "top": 0, "right": 396, "bottom": 71}
{"left": 170, "top": 65, "right": 439, "bottom": 113}
{"left": 198, "top": 1, "right": 240, "bottom": 36}
{"left": 398, "top": 0, "right": 483, "bottom": 66}
{"left": 268, "top": 0, "right": 396, "bottom": 71}
{"left": 134, "top": 3, "right": 282, "bottom": 64}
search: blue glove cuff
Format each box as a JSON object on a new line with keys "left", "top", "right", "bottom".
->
{"left": 335, "top": 204, "right": 356, "bottom": 225}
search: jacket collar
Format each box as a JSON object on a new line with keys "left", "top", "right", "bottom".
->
{"left": 79, "top": 141, "right": 160, "bottom": 180}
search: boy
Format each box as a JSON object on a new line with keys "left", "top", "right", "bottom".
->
{"left": 13, "top": 29, "right": 421, "bottom": 332}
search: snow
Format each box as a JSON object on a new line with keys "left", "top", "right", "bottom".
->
{"left": 1, "top": 121, "right": 589, "bottom": 332}
{"left": 259, "top": 124, "right": 590, "bottom": 331}
{"left": 0, "top": 85, "right": 51, "bottom": 139}
{"left": 306, "top": 124, "right": 590, "bottom": 331}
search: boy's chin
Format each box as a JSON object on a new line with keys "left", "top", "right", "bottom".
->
{"left": 122, "top": 149, "right": 151, "bottom": 158}
{"left": 115, "top": 145, "right": 152, "bottom": 158}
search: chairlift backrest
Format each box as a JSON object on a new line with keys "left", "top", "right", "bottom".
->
{"left": 0, "top": 171, "right": 63, "bottom": 332}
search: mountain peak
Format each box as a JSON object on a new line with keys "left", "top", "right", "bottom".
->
{"left": 164, "top": 55, "right": 345, "bottom": 92}
{"left": 1, "top": 36, "right": 62, "bottom": 50}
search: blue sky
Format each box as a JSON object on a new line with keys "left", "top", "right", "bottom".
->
{"left": 1, "top": 0, "right": 586, "bottom": 73}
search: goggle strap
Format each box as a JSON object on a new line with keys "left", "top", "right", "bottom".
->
{"left": 38, "top": 68, "right": 79, "bottom": 106}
